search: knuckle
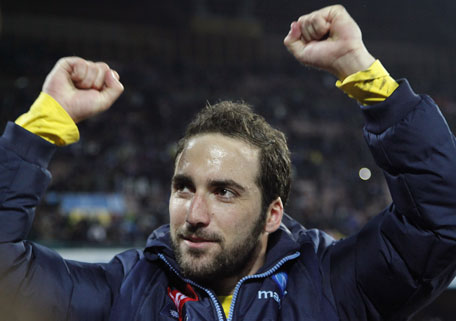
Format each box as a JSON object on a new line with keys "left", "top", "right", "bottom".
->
{"left": 332, "top": 4, "right": 346, "bottom": 13}
{"left": 86, "top": 61, "right": 96, "bottom": 70}
{"left": 96, "top": 62, "right": 109, "bottom": 71}
{"left": 57, "top": 57, "right": 67, "bottom": 65}
{"left": 77, "top": 60, "right": 89, "bottom": 72}
{"left": 297, "top": 15, "right": 308, "bottom": 24}
{"left": 310, "top": 15, "right": 320, "bottom": 27}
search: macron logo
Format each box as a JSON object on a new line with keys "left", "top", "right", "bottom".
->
{"left": 257, "top": 272, "right": 289, "bottom": 305}
{"left": 257, "top": 290, "right": 281, "bottom": 304}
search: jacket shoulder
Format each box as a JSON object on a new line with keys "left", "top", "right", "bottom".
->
{"left": 281, "top": 213, "right": 336, "bottom": 256}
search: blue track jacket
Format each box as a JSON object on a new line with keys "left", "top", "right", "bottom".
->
{"left": 1, "top": 80, "right": 456, "bottom": 321}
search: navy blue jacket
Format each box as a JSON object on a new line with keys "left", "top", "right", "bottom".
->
{"left": 1, "top": 81, "right": 456, "bottom": 321}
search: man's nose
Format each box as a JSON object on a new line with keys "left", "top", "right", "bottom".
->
{"left": 186, "top": 193, "right": 211, "bottom": 227}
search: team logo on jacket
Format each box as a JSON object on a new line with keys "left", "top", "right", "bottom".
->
{"left": 167, "top": 283, "right": 199, "bottom": 321}
{"left": 257, "top": 272, "right": 289, "bottom": 306}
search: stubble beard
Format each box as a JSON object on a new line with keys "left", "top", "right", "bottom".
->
{"left": 171, "top": 214, "right": 266, "bottom": 285}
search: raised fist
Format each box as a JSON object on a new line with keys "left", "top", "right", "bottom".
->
{"left": 42, "top": 57, "right": 124, "bottom": 123}
{"left": 283, "top": 5, "right": 375, "bottom": 80}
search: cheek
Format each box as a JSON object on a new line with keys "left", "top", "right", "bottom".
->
{"left": 217, "top": 207, "right": 257, "bottom": 234}
{"left": 169, "top": 196, "right": 188, "bottom": 226}
{"left": 234, "top": 205, "right": 263, "bottom": 233}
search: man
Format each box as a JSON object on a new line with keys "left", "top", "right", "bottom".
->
{"left": 1, "top": 5, "right": 456, "bottom": 321}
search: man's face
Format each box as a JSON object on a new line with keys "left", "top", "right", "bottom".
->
{"left": 169, "top": 133, "right": 265, "bottom": 283}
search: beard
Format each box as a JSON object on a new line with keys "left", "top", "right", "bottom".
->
{"left": 171, "top": 213, "right": 266, "bottom": 284}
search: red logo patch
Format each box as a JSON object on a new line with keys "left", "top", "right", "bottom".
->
{"left": 167, "top": 284, "right": 199, "bottom": 321}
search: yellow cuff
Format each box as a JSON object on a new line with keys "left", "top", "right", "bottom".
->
{"left": 336, "top": 60, "right": 399, "bottom": 105}
{"left": 15, "top": 92, "right": 80, "bottom": 146}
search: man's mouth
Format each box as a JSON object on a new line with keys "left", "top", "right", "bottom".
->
{"left": 179, "top": 233, "right": 220, "bottom": 249}
{"left": 185, "top": 235, "right": 212, "bottom": 242}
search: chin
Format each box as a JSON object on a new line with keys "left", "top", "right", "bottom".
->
{"left": 178, "top": 252, "right": 220, "bottom": 280}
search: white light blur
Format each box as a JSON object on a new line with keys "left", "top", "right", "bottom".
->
{"left": 359, "top": 167, "right": 372, "bottom": 181}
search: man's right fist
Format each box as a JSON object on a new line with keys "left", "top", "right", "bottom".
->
{"left": 42, "top": 57, "right": 124, "bottom": 123}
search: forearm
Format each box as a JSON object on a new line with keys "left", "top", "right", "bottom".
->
{"left": 0, "top": 122, "right": 56, "bottom": 242}
{"left": 0, "top": 123, "right": 66, "bottom": 320}
{"left": 362, "top": 80, "right": 456, "bottom": 234}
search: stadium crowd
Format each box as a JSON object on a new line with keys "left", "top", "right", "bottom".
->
{"left": 1, "top": 34, "right": 455, "bottom": 248}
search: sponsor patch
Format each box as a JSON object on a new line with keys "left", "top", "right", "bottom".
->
{"left": 167, "top": 284, "right": 199, "bottom": 321}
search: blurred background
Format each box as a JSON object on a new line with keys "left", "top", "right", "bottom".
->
{"left": 1, "top": 1, "right": 455, "bottom": 319}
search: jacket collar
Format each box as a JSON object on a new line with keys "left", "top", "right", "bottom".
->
{"left": 143, "top": 214, "right": 311, "bottom": 272}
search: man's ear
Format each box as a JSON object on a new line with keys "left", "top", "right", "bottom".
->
{"left": 264, "top": 197, "right": 284, "bottom": 233}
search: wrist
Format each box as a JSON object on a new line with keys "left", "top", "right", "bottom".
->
{"left": 15, "top": 92, "right": 80, "bottom": 146}
{"left": 333, "top": 47, "right": 375, "bottom": 80}
{"left": 335, "top": 60, "right": 399, "bottom": 105}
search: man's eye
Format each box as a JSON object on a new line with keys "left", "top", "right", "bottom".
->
{"left": 215, "top": 188, "right": 236, "bottom": 199}
{"left": 174, "top": 184, "right": 192, "bottom": 194}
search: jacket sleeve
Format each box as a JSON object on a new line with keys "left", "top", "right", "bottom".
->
{"left": 0, "top": 122, "right": 140, "bottom": 321}
{"left": 328, "top": 80, "right": 456, "bottom": 321}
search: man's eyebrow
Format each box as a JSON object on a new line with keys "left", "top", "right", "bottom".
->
{"left": 172, "top": 174, "right": 193, "bottom": 186}
{"left": 209, "top": 179, "right": 246, "bottom": 193}
{"left": 172, "top": 175, "right": 247, "bottom": 193}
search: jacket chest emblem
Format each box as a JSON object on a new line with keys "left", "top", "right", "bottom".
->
{"left": 257, "top": 272, "right": 289, "bottom": 306}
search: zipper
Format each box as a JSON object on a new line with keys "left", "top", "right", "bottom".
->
{"left": 227, "top": 251, "right": 300, "bottom": 321}
{"left": 157, "top": 253, "right": 226, "bottom": 321}
{"left": 158, "top": 251, "right": 300, "bottom": 321}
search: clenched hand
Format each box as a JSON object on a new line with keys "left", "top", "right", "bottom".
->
{"left": 43, "top": 57, "right": 124, "bottom": 123}
{"left": 284, "top": 5, "right": 375, "bottom": 80}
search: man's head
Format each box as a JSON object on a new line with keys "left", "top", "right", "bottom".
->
{"left": 169, "top": 101, "right": 291, "bottom": 289}
{"left": 175, "top": 101, "right": 292, "bottom": 211}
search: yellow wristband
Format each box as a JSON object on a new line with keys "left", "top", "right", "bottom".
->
{"left": 15, "top": 92, "right": 80, "bottom": 146}
{"left": 336, "top": 60, "right": 399, "bottom": 105}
